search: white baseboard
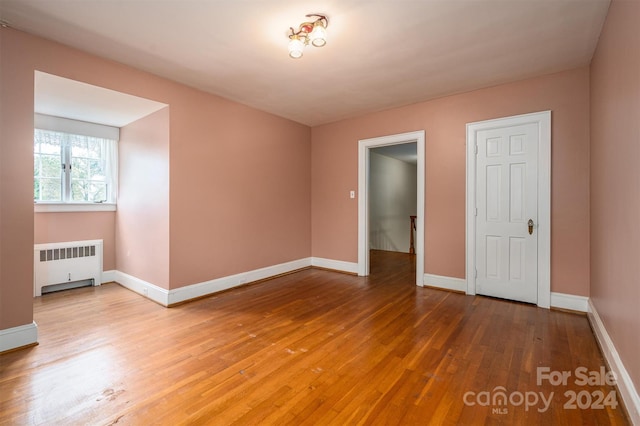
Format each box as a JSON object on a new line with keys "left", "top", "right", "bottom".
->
{"left": 550, "top": 292, "right": 588, "bottom": 312}
{"left": 0, "top": 321, "right": 38, "bottom": 353}
{"left": 311, "top": 257, "right": 358, "bottom": 274}
{"left": 115, "top": 271, "right": 170, "bottom": 306}
{"left": 113, "top": 257, "right": 359, "bottom": 306}
{"left": 588, "top": 299, "right": 640, "bottom": 424}
{"left": 102, "top": 270, "right": 116, "bottom": 283}
{"left": 423, "top": 276, "right": 589, "bottom": 312}
{"left": 423, "top": 273, "right": 466, "bottom": 292}
{"left": 167, "top": 257, "right": 311, "bottom": 305}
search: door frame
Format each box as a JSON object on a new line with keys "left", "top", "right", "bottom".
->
{"left": 358, "top": 130, "right": 425, "bottom": 287}
{"left": 466, "top": 111, "right": 551, "bottom": 308}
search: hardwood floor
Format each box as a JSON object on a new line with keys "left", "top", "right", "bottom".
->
{"left": 0, "top": 251, "right": 629, "bottom": 425}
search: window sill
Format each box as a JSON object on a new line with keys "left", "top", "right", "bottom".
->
{"left": 34, "top": 203, "right": 116, "bottom": 213}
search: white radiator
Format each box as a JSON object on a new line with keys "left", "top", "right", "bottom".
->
{"left": 34, "top": 239, "right": 103, "bottom": 296}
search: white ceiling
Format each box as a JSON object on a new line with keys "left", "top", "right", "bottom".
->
{"left": 35, "top": 71, "right": 168, "bottom": 127}
{"left": 0, "top": 0, "right": 610, "bottom": 126}
{"left": 372, "top": 143, "right": 418, "bottom": 165}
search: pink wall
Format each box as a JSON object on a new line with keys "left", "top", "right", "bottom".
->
{"left": 590, "top": 0, "right": 640, "bottom": 397}
{"left": 312, "top": 67, "right": 591, "bottom": 296}
{"left": 0, "top": 28, "right": 311, "bottom": 333}
{"left": 117, "top": 108, "right": 170, "bottom": 289}
{"left": 0, "top": 28, "right": 35, "bottom": 330}
{"left": 34, "top": 212, "right": 116, "bottom": 271}
{"left": 168, "top": 92, "right": 312, "bottom": 288}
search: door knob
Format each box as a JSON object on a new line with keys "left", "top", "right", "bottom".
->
{"left": 528, "top": 219, "right": 534, "bottom": 235}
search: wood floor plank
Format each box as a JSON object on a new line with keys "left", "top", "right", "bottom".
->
{"left": 0, "top": 250, "right": 630, "bottom": 425}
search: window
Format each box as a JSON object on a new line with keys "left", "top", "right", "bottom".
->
{"left": 34, "top": 129, "right": 118, "bottom": 205}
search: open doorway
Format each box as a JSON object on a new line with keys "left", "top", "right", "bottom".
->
{"left": 370, "top": 144, "right": 417, "bottom": 245}
{"left": 358, "top": 131, "right": 425, "bottom": 287}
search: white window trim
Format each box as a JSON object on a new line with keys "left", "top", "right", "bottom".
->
{"left": 35, "top": 203, "right": 116, "bottom": 213}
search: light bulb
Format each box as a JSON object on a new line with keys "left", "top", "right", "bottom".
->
{"left": 288, "top": 37, "right": 305, "bottom": 59}
{"left": 310, "top": 22, "right": 326, "bottom": 47}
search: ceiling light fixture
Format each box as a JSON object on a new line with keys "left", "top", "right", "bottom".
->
{"left": 288, "top": 14, "right": 328, "bottom": 59}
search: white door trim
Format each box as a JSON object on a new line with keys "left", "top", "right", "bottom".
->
{"left": 358, "top": 131, "right": 425, "bottom": 286}
{"left": 466, "top": 111, "right": 551, "bottom": 308}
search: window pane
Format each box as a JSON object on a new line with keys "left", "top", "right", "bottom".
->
{"left": 71, "top": 180, "right": 107, "bottom": 203}
{"left": 34, "top": 129, "right": 62, "bottom": 155}
{"left": 71, "top": 180, "right": 88, "bottom": 202}
{"left": 89, "top": 158, "right": 105, "bottom": 178}
{"left": 71, "top": 137, "right": 107, "bottom": 202}
{"left": 37, "top": 178, "right": 62, "bottom": 201}
{"left": 34, "top": 156, "right": 41, "bottom": 178}
{"left": 34, "top": 130, "right": 62, "bottom": 197}
{"left": 69, "top": 134, "right": 88, "bottom": 156}
{"left": 87, "top": 139, "right": 102, "bottom": 159}
{"left": 89, "top": 182, "right": 107, "bottom": 202}
{"left": 71, "top": 157, "right": 89, "bottom": 180}
{"left": 40, "top": 154, "right": 62, "bottom": 178}
{"left": 34, "top": 130, "right": 63, "bottom": 202}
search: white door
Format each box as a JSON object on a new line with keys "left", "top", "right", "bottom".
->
{"left": 475, "top": 123, "right": 539, "bottom": 303}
